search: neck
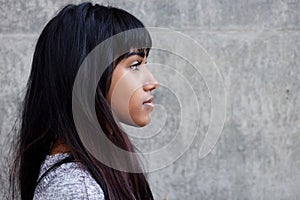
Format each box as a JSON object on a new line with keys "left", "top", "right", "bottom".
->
{"left": 50, "top": 138, "right": 71, "bottom": 155}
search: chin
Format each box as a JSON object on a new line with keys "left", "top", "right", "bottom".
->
{"left": 135, "top": 121, "right": 148, "bottom": 127}
{"left": 129, "top": 120, "right": 149, "bottom": 127}
{"left": 117, "top": 110, "right": 151, "bottom": 127}
{"left": 125, "top": 116, "right": 150, "bottom": 127}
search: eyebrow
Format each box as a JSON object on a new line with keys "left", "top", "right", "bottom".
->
{"left": 125, "top": 50, "right": 145, "bottom": 59}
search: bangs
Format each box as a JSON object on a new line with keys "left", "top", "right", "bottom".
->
{"left": 109, "top": 7, "right": 152, "bottom": 62}
{"left": 118, "top": 27, "right": 152, "bottom": 55}
{"left": 111, "top": 27, "right": 152, "bottom": 64}
{"left": 113, "top": 31, "right": 152, "bottom": 65}
{"left": 95, "top": 6, "right": 152, "bottom": 95}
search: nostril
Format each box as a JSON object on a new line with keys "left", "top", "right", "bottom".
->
{"left": 143, "top": 81, "right": 158, "bottom": 91}
{"left": 151, "top": 81, "right": 158, "bottom": 91}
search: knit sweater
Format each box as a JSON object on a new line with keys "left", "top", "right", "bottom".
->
{"left": 33, "top": 153, "right": 105, "bottom": 200}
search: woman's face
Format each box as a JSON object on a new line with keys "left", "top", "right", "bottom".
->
{"left": 107, "top": 49, "right": 158, "bottom": 127}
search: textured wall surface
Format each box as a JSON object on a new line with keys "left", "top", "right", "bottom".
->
{"left": 1, "top": 0, "right": 300, "bottom": 199}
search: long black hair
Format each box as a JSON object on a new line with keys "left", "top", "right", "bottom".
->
{"left": 10, "top": 2, "right": 153, "bottom": 200}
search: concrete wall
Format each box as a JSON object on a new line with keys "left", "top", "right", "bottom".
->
{"left": 1, "top": 0, "right": 299, "bottom": 199}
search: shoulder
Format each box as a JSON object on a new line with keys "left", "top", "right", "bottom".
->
{"left": 34, "top": 155, "right": 105, "bottom": 200}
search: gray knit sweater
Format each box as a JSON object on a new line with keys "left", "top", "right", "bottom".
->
{"left": 33, "top": 153, "right": 105, "bottom": 200}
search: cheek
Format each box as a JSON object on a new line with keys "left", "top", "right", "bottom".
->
{"left": 108, "top": 67, "right": 151, "bottom": 127}
{"left": 109, "top": 69, "right": 137, "bottom": 106}
{"left": 128, "top": 91, "right": 141, "bottom": 120}
{"left": 128, "top": 90, "right": 151, "bottom": 127}
{"left": 109, "top": 73, "right": 141, "bottom": 124}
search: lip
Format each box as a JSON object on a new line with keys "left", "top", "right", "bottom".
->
{"left": 143, "top": 96, "right": 155, "bottom": 109}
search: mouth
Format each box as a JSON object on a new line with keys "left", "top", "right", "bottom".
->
{"left": 143, "top": 96, "right": 155, "bottom": 108}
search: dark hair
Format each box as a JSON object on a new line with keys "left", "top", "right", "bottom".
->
{"left": 10, "top": 2, "right": 153, "bottom": 200}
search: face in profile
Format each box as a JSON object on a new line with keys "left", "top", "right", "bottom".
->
{"left": 107, "top": 49, "right": 158, "bottom": 127}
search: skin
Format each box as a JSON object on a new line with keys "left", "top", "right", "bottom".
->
{"left": 50, "top": 49, "right": 158, "bottom": 154}
{"left": 107, "top": 50, "right": 158, "bottom": 127}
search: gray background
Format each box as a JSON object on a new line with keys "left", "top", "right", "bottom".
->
{"left": 1, "top": 0, "right": 299, "bottom": 199}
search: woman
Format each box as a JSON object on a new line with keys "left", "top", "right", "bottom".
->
{"left": 10, "top": 2, "right": 158, "bottom": 200}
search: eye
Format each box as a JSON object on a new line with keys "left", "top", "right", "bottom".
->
{"left": 130, "top": 60, "right": 142, "bottom": 71}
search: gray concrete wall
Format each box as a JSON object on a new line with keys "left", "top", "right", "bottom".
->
{"left": 1, "top": 0, "right": 299, "bottom": 199}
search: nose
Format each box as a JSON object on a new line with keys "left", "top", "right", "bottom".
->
{"left": 143, "top": 80, "right": 158, "bottom": 91}
{"left": 143, "top": 70, "right": 158, "bottom": 91}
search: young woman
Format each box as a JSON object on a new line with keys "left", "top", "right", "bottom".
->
{"left": 10, "top": 2, "right": 158, "bottom": 200}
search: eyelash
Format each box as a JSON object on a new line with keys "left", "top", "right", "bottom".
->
{"left": 130, "top": 61, "right": 142, "bottom": 71}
